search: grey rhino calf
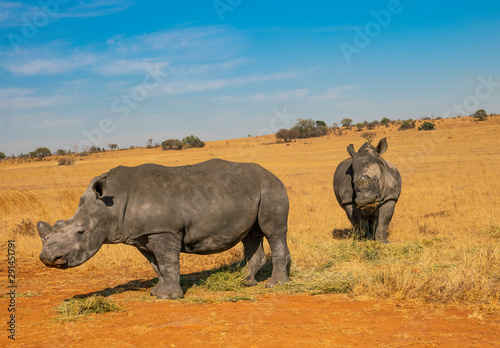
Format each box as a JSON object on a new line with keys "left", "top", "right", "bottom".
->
{"left": 37, "top": 159, "right": 291, "bottom": 299}
{"left": 333, "top": 138, "right": 402, "bottom": 243}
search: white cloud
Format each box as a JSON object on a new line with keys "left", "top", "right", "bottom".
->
{"left": 0, "top": 0, "right": 132, "bottom": 27}
{"left": 307, "top": 85, "right": 358, "bottom": 102}
{"left": 336, "top": 100, "right": 372, "bottom": 110}
{"left": 216, "top": 89, "right": 311, "bottom": 102}
{"left": 107, "top": 26, "right": 246, "bottom": 62}
{"left": 248, "top": 89, "right": 311, "bottom": 101}
{"left": 60, "top": 0, "right": 133, "bottom": 18}
{"left": 3, "top": 54, "right": 96, "bottom": 75}
{"left": 94, "top": 59, "right": 170, "bottom": 75}
{"left": 0, "top": 88, "right": 69, "bottom": 110}
{"left": 155, "top": 70, "right": 299, "bottom": 96}
{"left": 9, "top": 111, "right": 82, "bottom": 130}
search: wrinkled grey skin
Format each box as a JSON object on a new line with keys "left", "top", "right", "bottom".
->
{"left": 333, "top": 138, "right": 402, "bottom": 243}
{"left": 38, "top": 159, "right": 291, "bottom": 299}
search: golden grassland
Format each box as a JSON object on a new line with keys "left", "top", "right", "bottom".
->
{"left": 1, "top": 116, "right": 499, "bottom": 310}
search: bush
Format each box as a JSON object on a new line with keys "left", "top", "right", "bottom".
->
{"left": 419, "top": 121, "right": 435, "bottom": 131}
{"left": 276, "top": 118, "right": 327, "bottom": 141}
{"left": 182, "top": 135, "right": 205, "bottom": 148}
{"left": 58, "top": 157, "right": 73, "bottom": 166}
{"left": 162, "top": 139, "right": 183, "bottom": 150}
{"left": 365, "top": 122, "right": 376, "bottom": 130}
{"left": 355, "top": 123, "right": 364, "bottom": 131}
{"left": 399, "top": 120, "right": 415, "bottom": 131}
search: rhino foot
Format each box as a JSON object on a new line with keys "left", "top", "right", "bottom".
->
{"left": 242, "top": 277, "right": 258, "bottom": 287}
{"left": 265, "top": 275, "right": 289, "bottom": 288}
{"left": 154, "top": 283, "right": 184, "bottom": 300}
{"left": 156, "top": 292, "right": 184, "bottom": 300}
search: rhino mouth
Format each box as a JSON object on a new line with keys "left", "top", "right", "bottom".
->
{"left": 357, "top": 201, "right": 381, "bottom": 213}
{"left": 53, "top": 256, "right": 68, "bottom": 268}
{"left": 41, "top": 254, "right": 69, "bottom": 269}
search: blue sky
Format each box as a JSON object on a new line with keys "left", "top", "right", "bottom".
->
{"left": 1, "top": 0, "right": 499, "bottom": 155}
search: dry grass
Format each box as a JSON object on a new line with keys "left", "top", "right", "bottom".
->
{"left": 1, "top": 116, "right": 499, "bottom": 310}
{"left": 57, "top": 295, "right": 122, "bottom": 319}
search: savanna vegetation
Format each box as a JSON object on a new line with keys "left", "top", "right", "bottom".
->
{"left": 1, "top": 115, "right": 499, "bottom": 313}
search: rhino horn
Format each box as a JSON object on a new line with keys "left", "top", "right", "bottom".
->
{"left": 37, "top": 221, "right": 53, "bottom": 242}
{"left": 376, "top": 138, "right": 388, "bottom": 155}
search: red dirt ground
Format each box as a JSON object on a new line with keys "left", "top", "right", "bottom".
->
{"left": 1, "top": 255, "right": 499, "bottom": 347}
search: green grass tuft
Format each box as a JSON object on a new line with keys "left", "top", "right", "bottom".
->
{"left": 57, "top": 295, "right": 121, "bottom": 318}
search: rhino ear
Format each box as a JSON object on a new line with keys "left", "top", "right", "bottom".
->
{"left": 347, "top": 144, "right": 357, "bottom": 158}
{"left": 92, "top": 177, "right": 108, "bottom": 199}
{"left": 376, "top": 138, "right": 388, "bottom": 155}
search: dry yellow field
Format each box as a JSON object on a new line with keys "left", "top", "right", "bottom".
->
{"left": 1, "top": 116, "right": 499, "bottom": 310}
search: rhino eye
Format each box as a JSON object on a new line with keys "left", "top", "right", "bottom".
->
{"left": 76, "top": 230, "right": 84, "bottom": 235}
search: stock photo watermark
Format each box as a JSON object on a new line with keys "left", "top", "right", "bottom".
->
{"left": 6, "top": 0, "right": 72, "bottom": 53}
{"left": 213, "top": 0, "right": 243, "bottom": 21}
{"left": 340, "top": 0, "right": 408, "bottom": 64}
{"left": 75, "top": 63, "right": 170, "bottom": 151}
{"left": 257, "top": 106, "right": 297, "bottom": 137}
{"left": 6, "top": 239, "right": 17, "bottom": 341}
{"left": 394, "top": 74, "right": 499, "bottom": 174}
{"left": 442, "top": 75, "right": 500, "bottom": 118}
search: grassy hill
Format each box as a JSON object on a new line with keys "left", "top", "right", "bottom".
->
{"left": 1, "top": 116, "right": 499, "bottom": 310}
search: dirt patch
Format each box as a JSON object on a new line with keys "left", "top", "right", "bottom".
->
{"left": 1, "top": 256, "right": 499, "bottom": 347}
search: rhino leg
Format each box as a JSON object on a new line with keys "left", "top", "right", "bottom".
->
{"left": 146, "top": 233, "right": 184, "bottom": 299}
{"left": 257, "top": 188, "right": 291, "bottom": 288}
{"left": 242, "top": 229, "right": 266, "bottom": 287}
{"left": 344, "top": 204, "right": 366, "bottom": 239}
{"left": 264, "top": 233, "right": 291, "bottom": 288}
{"left": 137, "top": 249, "right": 162, "bottom": 296}
{"left": 373, "top": 201, "right": 395, "bottom": 244}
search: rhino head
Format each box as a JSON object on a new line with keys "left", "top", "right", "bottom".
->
{"left": 347, "top": 138, "right": 389, "bottom": 213}
{"left": 38, "top": 176, "right": 114, "bottom": 268}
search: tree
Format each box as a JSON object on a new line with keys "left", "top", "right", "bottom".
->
{"left": 55, "top": 149, "right": 67, "bottom": 156}
{"left": 276, "top": 129, "right": 299, "bottom": 142}
{"left": 108, "top": 143, "right": 118, "bottom": 150}
{"left": 361, "top": 132, "right": 377, "bottom": 144}
{"left": 292, "top": 118, "right": 316, "bottom": 135}
{"left": 380, "top": 117, "right": 391, "bottom": 127}
{"left": 473, "top": 109, "right": 487, "bottom": 121}
{"left": 276, "top": 129, "right": 291, "bottom": 142}
{"left": 182, "top": 135, "right": 205, "bottom": 148}
{"left": 315, "top": 120, "right": 326, "bottom": 127}
{"left": 340, "top": 118, "right": 353, "bottom": 129}
{"left": 32, "top": 147, "right": 52, "bottom": 160}
{"left": 147, "top": 138, "right": 154, "bottom": 148}
{"left": 355, "top": 123, "right": 364, "bottom": 131}
{"left": 0, "top": 152, "right": 6, "bottom": 159}
{"left": 162, "top": 139, "right": 183, "bottom": 150}
{"left": 88, "top": 146, "right": 101, "bottom": 154}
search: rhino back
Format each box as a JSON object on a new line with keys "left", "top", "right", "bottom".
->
{"left": 103, "top": 159, "right": 283, "bottom": 249}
